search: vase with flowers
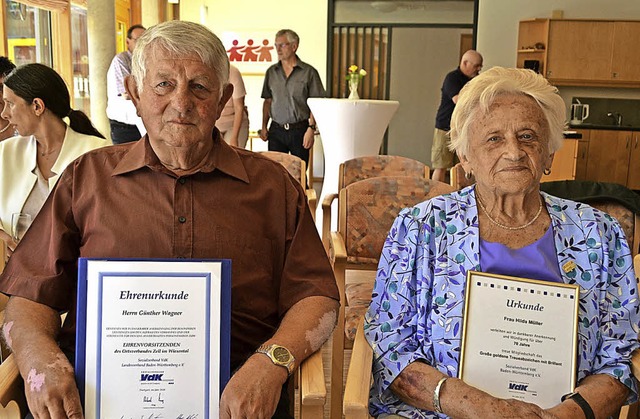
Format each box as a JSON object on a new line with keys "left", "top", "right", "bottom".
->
{"left": 346, "top": 64, "right": 367, "bottom": 100}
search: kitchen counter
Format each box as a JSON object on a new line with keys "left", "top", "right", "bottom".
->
{"left": 569, "top": 123, "right": 640, "bottom": 131}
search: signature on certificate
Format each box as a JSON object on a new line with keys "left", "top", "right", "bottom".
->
{"left": 175, "top": 415, "right": 198, "bottom": 419}
{"left": 120, "top": 415, "right": 163, "bottom": 419}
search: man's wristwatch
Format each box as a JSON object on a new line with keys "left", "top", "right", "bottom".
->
{"left": 561, "top": 391, "right": 595, "bottom": 419}
{"left": 255, "top": 344, "right": 295, "bottom": 375}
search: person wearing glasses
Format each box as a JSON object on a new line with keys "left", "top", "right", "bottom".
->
{"left": 260, "top": 29, "right": 324, "bottom": 166}
{"left": 106, "top": 24, "right": 147, "bottom": 144}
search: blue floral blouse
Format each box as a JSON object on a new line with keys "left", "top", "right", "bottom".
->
{"left": 365, "top": 186, "right": 640, "bottom": 418}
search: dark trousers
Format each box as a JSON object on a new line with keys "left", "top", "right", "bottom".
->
{"left": 268, "top": 123, "right": 310, "bottom": 166}
{"left": 109, "top": 119, "right": 141, "bottom": 144}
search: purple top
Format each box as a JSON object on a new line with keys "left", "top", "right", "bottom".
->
{"left": 480, "top": 226, "right": 562, "bottom": 283}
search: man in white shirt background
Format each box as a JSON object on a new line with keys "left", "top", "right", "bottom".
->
{"left": 106, "top": 24, "right": 146, "bottom": 144}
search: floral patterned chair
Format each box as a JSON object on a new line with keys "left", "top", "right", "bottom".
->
{"left": 322, "top": 155, "right": 430, "bottom": 252}
{"left": 326, "top": 176, "right": 453, "bottom": 418}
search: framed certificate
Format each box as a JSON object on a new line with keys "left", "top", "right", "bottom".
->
{"left": 459, "top": 271, "right": 579, "bottom": 409}
{"left": 76, "top": 258, "right": 231, "bottom": 419}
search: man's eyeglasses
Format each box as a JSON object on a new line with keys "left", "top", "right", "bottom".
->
{"left": 274, "top": 42, "right": 291, "bottom": 49}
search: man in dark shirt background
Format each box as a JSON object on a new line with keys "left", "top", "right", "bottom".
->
{"left": 431, "top": 50, "right": 483, "bottom": 182}
{"left": 260, "top": 29, "right": 325, "bottom": 166}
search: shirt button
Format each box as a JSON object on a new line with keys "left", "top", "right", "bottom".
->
{"left": 178, "top": 178, "right": 186, "bottom": 185}
{"left": 178, "top": 216, "right": 187, "bottom": 223}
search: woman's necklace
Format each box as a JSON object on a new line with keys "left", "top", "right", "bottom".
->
{"left": 0, "top": 120, "right": 12, "bottom": 133}
{"left": 38, "top": 146, "right": 61, "bottom": 157}
{"left": 476, "top": 193, "right": 543, "bottom": 231}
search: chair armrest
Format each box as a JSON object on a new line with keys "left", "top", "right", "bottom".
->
{"left": 0, "top": 353, "right": 26, "bottom": 416}
{"left": 329, "top": 231, "right": 347, "bottom": 266}
{"left": 300, "top": 348, "right": 326, "bottom": 407}
{"left": 322, "top": 193, "right": 339, "bottom": 253}
{"left": 344, "top": 319, "right": 373, "bottom": 419}
{"left": 306, "top": 189, "right": 318, "bottom": 221}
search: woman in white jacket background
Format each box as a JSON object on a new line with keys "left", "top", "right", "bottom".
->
{"left": 0, "top": 63, "right": 110, "bottom": 262}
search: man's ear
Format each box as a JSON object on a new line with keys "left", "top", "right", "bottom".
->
{"left": 124, "top": 75, "right": 141, "bottom": 115}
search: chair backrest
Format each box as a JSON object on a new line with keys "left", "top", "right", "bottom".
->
{"left": 450, "top": 162, "right": 475, "bottom": 190}
{"left": 260, "top": 151, "right": 307, "bottom": 186}
{"left": 338, "top": 176, "right": 455, "bottom": 265}
{"left": 338, "top": 155, "right": 430, "bottom": 190}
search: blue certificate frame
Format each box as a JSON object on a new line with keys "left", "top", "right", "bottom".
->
{"left": 76, "top": 258, "right": 231, "bottom": 419}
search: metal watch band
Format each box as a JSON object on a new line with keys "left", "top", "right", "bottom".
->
{"left": 256, "top": 344, "right": 295, "bottom": 375}
{"left": 562, "top": 392, "right": 595, "bottom": 419}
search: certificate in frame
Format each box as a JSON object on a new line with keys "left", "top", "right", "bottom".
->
{"left": 459, "top": 271, "right": 579, "bottom": 409}
{"left": 76, "top": 258, "right": 231, "bottom": 419}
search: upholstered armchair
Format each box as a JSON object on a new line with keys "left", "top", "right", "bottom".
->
{"left": 322, "top": 155, "right": 430, "bottom": 252}
{"left": 327, "top": 176, "right": 453, "bottom": 418}
{"left": 261, "top": 151, "right": 317, "bottom": 219}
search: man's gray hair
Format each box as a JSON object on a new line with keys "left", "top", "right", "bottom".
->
{"left": 276, "top": 29, "right": 299, "bottom": 45}
{"left": 449, "top": 67, "right": 566, "bottom": 157}
{"left": 131, "top": 20, "right": 230, "bottom": 94}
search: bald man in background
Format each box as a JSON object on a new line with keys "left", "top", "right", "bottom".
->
{"left": 430, "top": 50, "right": 483, "bottom": 183}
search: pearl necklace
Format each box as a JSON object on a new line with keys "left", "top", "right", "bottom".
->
{"left": 476, "top": 193, "right": 543, "bottom": 231}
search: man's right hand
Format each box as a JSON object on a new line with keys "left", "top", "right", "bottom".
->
{"left": 23, "top": 352, "right": 84, "bottom": 419}
{"left": 259, "top": 127, "right": 268, "bottom": 141}
{"left": 0, "top": 229, "right": 16, "bottom": 262}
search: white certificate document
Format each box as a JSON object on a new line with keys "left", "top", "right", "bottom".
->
{"left": 459, "top": 271, "right": 579, "bottom": 409}
{"left": 76, "top": 259, "right": 231, "bottom": 419}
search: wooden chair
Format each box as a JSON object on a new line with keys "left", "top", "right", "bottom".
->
{"left": 321, "top": 155, "right": 430, "bottom": 252}
{"left": 260, "top": 151, "right": 318, "bottom": 219}
{"left": 449, "top": 162, "right": 474, "bottom": 190}
{"left": 0, "top": 311, "right": 26, "bottom": 418}
{"left": 345, "top": 256, "right": 640, "bottom": 419}
{"left": 327, "top": 176, "right": 454, "bottom": 419}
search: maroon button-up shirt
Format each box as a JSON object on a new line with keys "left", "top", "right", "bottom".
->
{"left": 0, "top": 134, "right": 338, "bottom": 371}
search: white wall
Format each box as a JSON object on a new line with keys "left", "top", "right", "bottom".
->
{"left": 476, "top": 0, "right": 640, "bottom": 102}
{"left": 388, "top": 28, "right": 471, "bottom": 164}
{"left": 335, "top": 1, "right": 474, "bottom": 24}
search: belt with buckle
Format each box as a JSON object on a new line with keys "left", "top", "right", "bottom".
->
{"left": 272, "top": 120, "right": 309, "bottom": 131}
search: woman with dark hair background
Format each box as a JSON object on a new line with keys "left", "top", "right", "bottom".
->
{"left": 0, "top": 63, "right": 109, "bottom": 262}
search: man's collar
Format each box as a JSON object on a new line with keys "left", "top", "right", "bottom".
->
{"left": 112, "top": 131, "right": 250, "bottom": 183}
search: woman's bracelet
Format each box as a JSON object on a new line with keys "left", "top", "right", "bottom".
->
{"left": 433, "top": 376, "right": 449, "bottom": 414}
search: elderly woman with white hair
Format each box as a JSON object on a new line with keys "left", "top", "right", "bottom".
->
{"left": 365, "top": 67, "right": 639, "bottom": 418}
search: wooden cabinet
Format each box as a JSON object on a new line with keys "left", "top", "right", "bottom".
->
{"left": 546, "top": 21, "right": 614, "bottom": 82}
{"left": 517, "top": 19, "right": 640, "bottom": 87}
{"left": 585, "top": 130, "right": 631, "bottom": 185}
{"left": 574, "top": 129, "right": 590, "bottom": 181}
{"left": 627, "top": 133, "right": 640, "bottom": 190}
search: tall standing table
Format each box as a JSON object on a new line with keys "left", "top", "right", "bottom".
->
{"left": 307, "top": 98, "right": 400, "bottom": 232}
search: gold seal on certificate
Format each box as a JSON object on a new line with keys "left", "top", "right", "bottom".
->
{"left": 459, "top": 271, "right": 579, "bottom": 408}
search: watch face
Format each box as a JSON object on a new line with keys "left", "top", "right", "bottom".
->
{"left": 273, "top": 347, "right": 291, "bottom": 362}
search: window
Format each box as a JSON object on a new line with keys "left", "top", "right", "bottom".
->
{"left": 5, "top": 1, "right": 52, "bottom": 67}
{"left": 71, "top": 4, "right": 90, "bottom": 115}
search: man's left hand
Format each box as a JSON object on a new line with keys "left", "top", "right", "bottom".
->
{"left": 303, "top": 128, "right": 315, "bottom": 149}
{"left": 219, "top": 353, "right": 289, "bottom": 419}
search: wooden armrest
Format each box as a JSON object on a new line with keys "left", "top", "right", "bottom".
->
{"left": 344, "top": 319, "right": 373, "bottom": 419}
{"left": 300, "top": 348, "right": 326, "bottom": 406}
{"left": 306, "top": 189, "right": 318, "bottom": 221}
{"left": 329, "top": 231, "right": 347, "bottom": 265}
{"left": 0, "top": 353, "right": 26, "bottom": 417}
{"left": 630, "top": 349, "right": 640, "bottom": 379}
{"left": 322, "top": 193, "right": 339, "bottom": 253}
{"left": 0, "top": 241, "right": 5, "bottom": 273}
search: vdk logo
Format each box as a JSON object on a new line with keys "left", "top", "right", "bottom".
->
{"left": 509, "top": 383, "right": 528, "bottom": 391}
{"left": 141, "top": 373, "right": 163, "bottom": 381}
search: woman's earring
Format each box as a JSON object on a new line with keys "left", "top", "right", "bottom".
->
{"left": 464, "top": 171, "right": 473, "bottom": 180}
{"left": 543, "top": 168, "right": 551, "bottom": 175}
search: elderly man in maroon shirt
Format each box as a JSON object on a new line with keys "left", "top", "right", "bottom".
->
{"left": 0, "top": 21, "right": 338, "bottom": 419}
